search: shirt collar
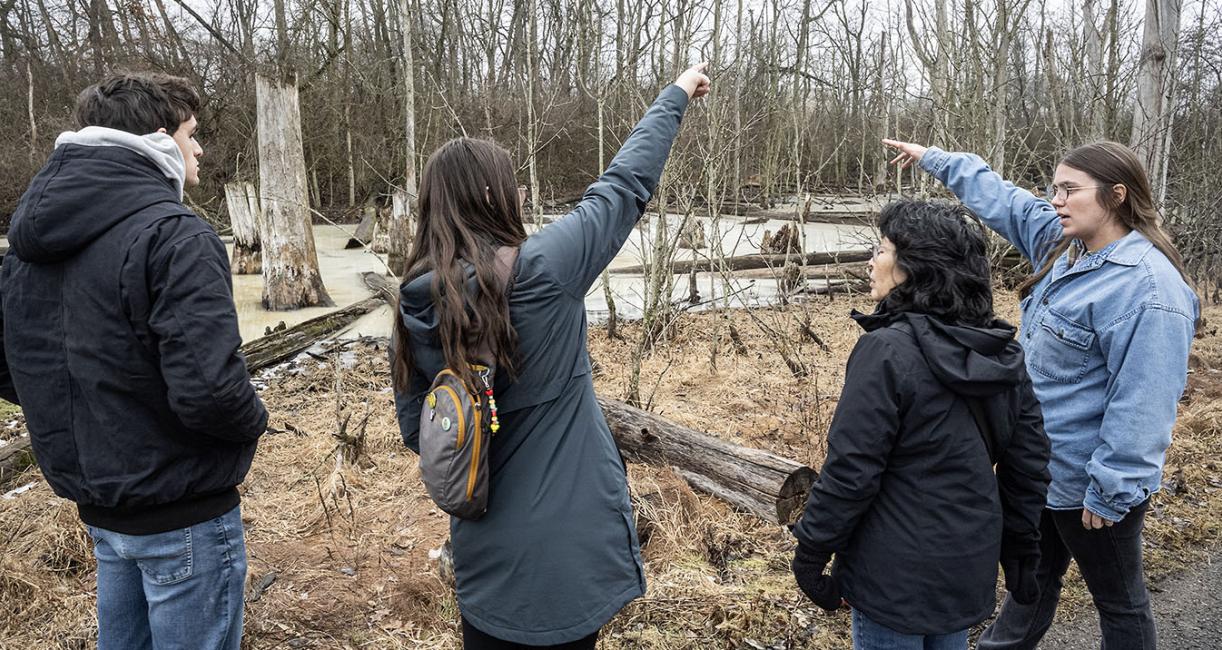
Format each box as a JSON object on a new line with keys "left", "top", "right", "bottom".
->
{"left": 1082, "top": 230, "right": 1151, "bottom": 267}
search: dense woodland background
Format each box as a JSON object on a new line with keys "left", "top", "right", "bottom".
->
{"left": 1, "top": 0, "right": 1220, "bottom": 291}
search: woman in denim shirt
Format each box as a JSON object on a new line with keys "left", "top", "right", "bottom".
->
{"left": 883, "top": 138, "right": 1198, "bottom": 650}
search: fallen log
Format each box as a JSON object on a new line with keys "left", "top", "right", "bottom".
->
{"left": 743, "top": 207, "right": 878, "bottom": 224}
{"left": 734, "top": 260, "right": 868, "bottom": 281}
{"left": 0, "top": 438, "right": 35, "bottom": 486}
{"left": 242, "top": 272, "right": 395, "bottom": 372}
{"left": 610, "top": 249, "right": 872, "bottom": 275}
{"left": 599, "top": 397, "right": 815, "bottom": 525}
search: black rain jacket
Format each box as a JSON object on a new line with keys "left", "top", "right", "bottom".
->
{"left": 0, "top": 143, "right": 267, "bottom": 534}
{"left": 793, "top": 309, "right": 1051, "bottom": 634}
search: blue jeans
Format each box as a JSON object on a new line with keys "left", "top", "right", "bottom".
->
{"left": 852, "top": 609, "right": 968, "bottom": 650}
{"left": 87, "top": 505, "right": 247, "bottom": 650}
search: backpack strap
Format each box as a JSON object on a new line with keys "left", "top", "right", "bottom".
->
{"left": 965, "top": 396, "right": 1000, "bottom": 465}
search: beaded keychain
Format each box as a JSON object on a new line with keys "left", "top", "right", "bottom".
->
{"left": 478, "top": 368, "right": 501, "bottom": 434}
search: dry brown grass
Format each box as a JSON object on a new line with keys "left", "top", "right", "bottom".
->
{"left": 1, "top": 290, "right": 1220, "bottom": 649}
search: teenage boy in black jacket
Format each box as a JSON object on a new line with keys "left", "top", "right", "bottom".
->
{"left": 0, "top": 73, "right": 267, "bottom": 650}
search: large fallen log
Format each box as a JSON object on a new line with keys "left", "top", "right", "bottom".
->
{"left": 743, "top": 207, "right": 878, "bottom": 223}
{"left": 610, "top": 249, "right": 872, "bottom": 276}
{"left": 599, "top": 397, "right": 815, "bottom": 525}
{"left": 242, "top": 272, "right": 395, "bottom": 372}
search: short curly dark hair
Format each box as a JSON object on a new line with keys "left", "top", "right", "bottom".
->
{"left": 75, "top": 73, "right": 200, "bottom": 136}
{"left": 877, "top": 199, "right": 995, "bottom": 326}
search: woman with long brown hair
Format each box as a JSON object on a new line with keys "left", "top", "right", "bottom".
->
{"left": 882, "top": 138, "right": 1199, "bottom": 649}
{"left": 392, "top": 64, "right": 709, "bottom": 649}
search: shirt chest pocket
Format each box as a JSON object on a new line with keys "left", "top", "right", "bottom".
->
{"left": 1029, "top": 310, "right": 1095, "bottom": 384}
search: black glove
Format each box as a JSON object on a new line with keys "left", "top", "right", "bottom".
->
{"left": 999, "top": 553, "right": 1040, "bottom": 605}
{"left": 792, "top": 545, "right": 842, "bottom": 612}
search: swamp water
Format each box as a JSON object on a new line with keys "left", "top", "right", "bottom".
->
{"left": 225, "top": 215, "right": 876, "bottom": 342}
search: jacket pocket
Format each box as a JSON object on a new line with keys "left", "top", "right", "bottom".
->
{"left": 1029, "top": 310, "right": 1095, "bottom": 384}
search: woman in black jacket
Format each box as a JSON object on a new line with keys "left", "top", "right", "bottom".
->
{"left": 791, "top": 200, "right": 1052, "bottom": 649}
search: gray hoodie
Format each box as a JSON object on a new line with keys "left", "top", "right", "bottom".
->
{"left": 394, "top": 85, "right": 690, "bottom": 644}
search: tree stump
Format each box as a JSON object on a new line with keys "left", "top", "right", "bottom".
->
{"left": 760, "top": 223, "right": 802, "bottom": 254}
{"left": 346, "top": 205, "right": 377, "bottom": 249}
{"left": 388, "top": 190, "right": 413, "bottom": 276}
{"left": 256, "top": 73, "right": 333, "bottom": 310}
{"left": 679, "top": 220, "right": 707, "bottom": 250}
{"left": 225, "top": 182, "right": 262, "bottom": 274}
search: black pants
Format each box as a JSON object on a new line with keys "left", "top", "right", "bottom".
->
{"left": 461, "top": 617, "right": 599, "bottom": 650}
{"left": 978, "top": 501, "right": 1156, "bottom": 650}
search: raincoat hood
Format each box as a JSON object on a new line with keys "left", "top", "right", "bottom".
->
{"left": 853, "top": 309, "right": 1024, "bottom": 398}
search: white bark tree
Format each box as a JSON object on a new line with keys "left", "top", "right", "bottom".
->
{"left": 256, "top": 73, "right": 334, "bottom": 309}
{"left": 1131, "top": 0, "right": 1182, "bottom": 199}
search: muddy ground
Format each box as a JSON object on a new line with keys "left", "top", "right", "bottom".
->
{"left": 2, "top": 289, "right": 1221, "bottom": 649}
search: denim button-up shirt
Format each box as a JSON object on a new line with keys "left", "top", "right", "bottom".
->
{"left": 920, "top": 147, "right": 1199, "bottom": 520}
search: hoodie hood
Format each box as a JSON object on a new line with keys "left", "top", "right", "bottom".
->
{"left": 56, "top": 127, "right": 186, "bottom": 198}
{"left": 853, "top": 308, "right": 1024, "bottom": 398}
{"left": 9, "top": 127, "right": 185, "bottom": 264}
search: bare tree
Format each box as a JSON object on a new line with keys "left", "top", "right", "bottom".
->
{"left": 1131, "top": 0, "right": 1182, "bottom": 201}
{"left": 256, "top": 73, "right": 334, "bottom": 309}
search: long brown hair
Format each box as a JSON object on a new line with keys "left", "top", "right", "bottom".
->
{"left": 1017, "top": 141, "right": 1192, "bottom": 298}
{"left": 391, "top": 138, "right": 528, "bottom": 393}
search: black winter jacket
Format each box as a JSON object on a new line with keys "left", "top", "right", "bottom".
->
{"left": 0, "top": 143, "right": 268, "bottom": 534}
{"left": 793, "top": 309, "right": 1050, "bottom": 634}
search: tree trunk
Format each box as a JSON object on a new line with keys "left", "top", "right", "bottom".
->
{"left": 225, "top": 182, "right": 262, "bottom": 275}
{"left": 256, "top": 73, "right": 334, "bottom": 310}
{"left": 1130, "top": 0, "right": 1182, "bottom": 195}
{"left": 389, "top": 190, "right": 413, "bottom": 271}
{"left": 1083, "top": 0, "right": 1106, "bottom": 140}
{"left": 599, "top": 397, "right": 815, "bottom": 524}
{"left": 390, "top": 0, "right": 417, "bottom": 277}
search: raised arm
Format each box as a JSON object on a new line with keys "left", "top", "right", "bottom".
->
{"left": 527, "top": 64, "right": 709, "bottom": 297}
{"left": 883, "top": 139, "right": 1062, "bottom": 265}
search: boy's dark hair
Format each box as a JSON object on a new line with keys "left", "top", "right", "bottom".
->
{"left": 75, "top": 73, "right": 201, "bottom": 136}
{"left": 878, "top": 199, "right": 995, "bottom": 326}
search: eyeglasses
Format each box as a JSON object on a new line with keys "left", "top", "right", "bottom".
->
{"left": 1046, "top": 184, "right": 1103, "bottom": 201}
